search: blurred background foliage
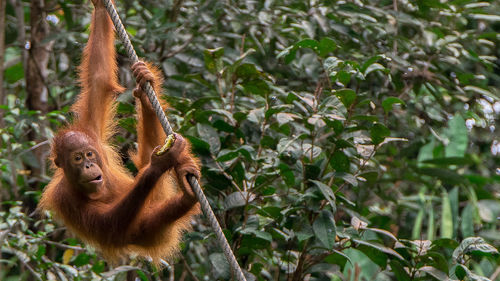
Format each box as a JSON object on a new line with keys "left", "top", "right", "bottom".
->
{"left": 1, "top": 0, "right": 500, "bottom": 280}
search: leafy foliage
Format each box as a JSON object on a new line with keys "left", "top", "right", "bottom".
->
{"left": 1, "top": 0, "right": 500, "bottom": 280}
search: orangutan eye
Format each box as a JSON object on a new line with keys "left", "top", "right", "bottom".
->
{"left": 86, "top": 151, "right": 93, "bottom": 158}
{"left": 74, "top": 155, "right": 82, "bottom": 162}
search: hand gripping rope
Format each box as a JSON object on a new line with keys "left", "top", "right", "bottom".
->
{"left": 101, "top": 1, "right": 247, "bottom": 280}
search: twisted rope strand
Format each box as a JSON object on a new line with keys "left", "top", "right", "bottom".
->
{"left": 101, "top": 1, "right": 246, "bottom": 280}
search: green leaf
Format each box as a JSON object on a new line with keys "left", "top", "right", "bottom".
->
{"left": 255, "top": 231, "right": 272, "bottom": 242}
{"left": 91, "top": 261, "right": 106, "bottom": 274}
{"left": 5, "top": 63, "right": 24, "bottom": 83}
{"left": 320, "top": 94, "right": 347, "bottom": 118}
{"left": 279, "top": 163, "right": 295, "bottom": 187}
{"left": 296, "top": 226, "right": 314, "bottom": 242}
{"left": 329, "top": 150, "right": 350, "bottom": 172}
{"left": 360, "top": 55, "right": 382, "bottom": 73}
{"left": 337, "top": 70, "right": 351, "bottom": 85}
{"left": 136, "top": 271, "right": 148, "bottom": 281}
{"left": 295, "top": 38, "right": 319, "bottom": 49}
{"left": 197, "top": 124, "right": 221, "bottom": 154}
{"left": 342, "top": 249, "right": 379, "bottom": 280}
{"left": 233, "top": 48, "right": 256, "bottom": 65}
{"left": 278, "top": 39, "right": 321, "bottom": 63}
{"left": 324, "top": 56, "right": 343, "bottom": 73}
{"left": 305, "top": 164, "right": 321, "bottom": 180}
{"left": 453, "top": 237, "right": 499, "bottom": 261}
{"left": 237, "top": 145, "right": 254, "bottom": 161}
{"left": 223, "top": 192, "right": 255, "bottom": 210}
{"left": 240, "top": 235, "right": 270, "bottom": 251}
{"left": 324, "top": 250, "right": 352, "bottom": 269}
{"left": 417, "top": 138, "right": 436, "bottom": 166}
{"left": 73, "top": 253, "right": 90, "bottom": 266}
{"left": 311, "top": 180, "right": 336, "bottom": 213}
{"left": 204, "top": 47, "right": 224, "bottom": 73}
{"left": 444, "top": 114, "right": 468, "bottom": 157}
{"left": 417, "top": 168, "right": 464, "bottom": 185}
{"left": 258, "top": 206, "right": 281, "bottom": 219}
{"left": 432, "top": 238, "right": 459, "bottom": 250}
{"left": 118, "top": 117, "right": 136, "bottom": 134}
{"left": 209, "top": 253, "right": 231, "bottom": 279}
{"left": 185, "top": 136, "right": 211, "bottom": 155}
{"left": 464, "top": 85, "right": 499, "bottom": 101}
{"left": 364, "top": 63, "right": 386, "bottom": 76}
{"left": 419, "top": 266, "right": 448, "bottom": 281}
{"left": 463, "top": 268, "right": 492, "bottom": 281}
{"left": 117, "top": 102, "right": 135, "bottom": 114}
{"left": 461, "top": 203, "right": 475, "bottom": 238}
{"left": 318, "top": 37, "right": 336, "bottom": 57}
{"left": 470, "top": 14, "right": 500, "bottom": 22}
{"left": 412, "top": 207, "right": 424, "bottom": 240}
{"left": 356, "top": 244, "right": 388, "bottom": 268}
{"left": 453, "top": 264, "right": 467, "bottom": 280}
{"left": 425, "top": 252, "right": 449, "bottom": 273}
{"left": 427, "top": 202, "right": 435, "bottom": 240}
{"left": 370, "top": 123, "right": 390, "bottom": 145}
{"left": 216, "top": 150, "right": 239, "bottom": 162}
{"left": 313, "top": 210, "right": 336, "bottom": 249}
{"left": 277, "top": 45, "right": 297, "bottom": 64}
{"left": 60, "top": 2, "right": 74, "bottom": 28}
{"left": 421, "top": 156, "right": 473, "bottom": 166}
{"left": 242, "top": 79, "right": 270, "bottom": 96}
{"left": 335, "top": 172, "right": 358, "bottom": 186}
{"left": 441, "top": 191, "right": 453, "bottom": 239}
{"left": 358, "top": 171, "right": 379, "bottom": 183}
{"left": 235, "top": 63, "right": 259, "bottom": 80}
{"left": 213, "top": 119, "right": 234, "bottom": 133}
{"left": 35, "top": 245, "right": 46, "bottom": 259}
{"left": 449, "top": 187, "right": 459, "bottom": 238}
{"left": 477, "top": 200, "right": 500, "bottom": 222}
{"left": 390, "top": 260, "right": 411, "bottom": 281}
{"left": 334, "top": 89, "right": 356, "bottom": 108}
{"left": 353, "top": 239, "right": 405, "bottom": 261}
{"left": 382, "top": 97, "right": 405, "bottom": 113}
{"left": 351, "top": 115, "right": 378, "bottom": 122}
{"left": 209, "top": 109, "right": 237, "bottom": 125}
{"left": 366, "top": 227, "right": 398, "bottom": 242}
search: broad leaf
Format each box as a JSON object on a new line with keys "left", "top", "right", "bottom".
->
{"left": 313, "top": 210, "right": 336, "bottom": 249}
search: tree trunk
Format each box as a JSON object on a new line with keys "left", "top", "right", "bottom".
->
{"left": 0, "top": 0, "right": 6, "bottom": 124}
{"left": 0, "top": 0, "right": 8, "bottom": 207}
{"left": 26, "top": 0, "right": 51, "bottom": 113}
{"left": 25, "top": 0, "right": 53, "bottom": 189}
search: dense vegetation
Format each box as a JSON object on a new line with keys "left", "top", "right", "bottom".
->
{"left": 1, "top": 0, "right": 500, "bottom": 280}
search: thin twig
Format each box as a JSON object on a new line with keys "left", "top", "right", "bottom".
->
{"left": 19, "top": 140, "right": 50, "bottom": 155}
{"left": 211, "top": 155, "right": 243, "bottom": 192}
{"left": 5, "top": 247, "right": 43, "bottom": 281}
{"left": 162, "top": 25, "right": 211, "bottom": 60}
{"left": 44, "top": 240, "right": 85, "bottom": 251}
{"left": 6, "top": 233, "right": 85, "bottom": 251}
{"left": 181, "top": 255, "right": 200, "bottom": 281}
{"left": 490, "top": 267, "right": 500, "bottom": 281}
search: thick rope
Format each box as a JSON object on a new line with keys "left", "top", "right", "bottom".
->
{"left": 101, "top": 1, "right": 247, "bottom": 280}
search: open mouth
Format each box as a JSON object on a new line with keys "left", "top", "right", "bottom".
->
{"left": 89, "top": 175, "right": 102, "bottom": 183}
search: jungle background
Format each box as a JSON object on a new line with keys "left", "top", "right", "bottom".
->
{"left": 1, "top": 0, "right": 500, "bottom": 280}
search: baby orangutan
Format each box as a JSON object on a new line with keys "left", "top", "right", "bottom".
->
{"left": 39, "top": 0, "right": 200, "bottom": 264}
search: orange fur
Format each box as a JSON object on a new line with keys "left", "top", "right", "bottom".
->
{"left": 38, "top": 4, "right": 200, "bottom": 265}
